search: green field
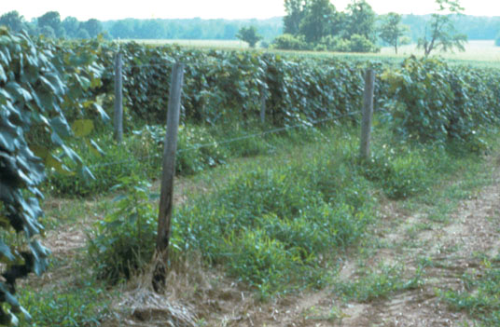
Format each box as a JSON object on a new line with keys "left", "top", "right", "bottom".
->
{"left": 296, "top": 40, "right": 500, "bottom": 67}
{"left": 119, "top": 39, "right": 249, "bottom": 49}
{"left": 127, "top": 39, "right": 500, "bottom": 67}
{"left": 380, "top": 40, "right": 500, "bottom": 61}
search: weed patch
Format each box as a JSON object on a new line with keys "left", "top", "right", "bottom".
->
{"left": 18, "top": 280, "right": 111, "bottom": 327}
{"left": 87, "top": 176, "right": 157, "bottom": 284}
{"left": 334, "top": 263, "right": 424, "bottom": 302}
{"left": 171, "top": 133, "right": 375, "bottom": 298}
{"left": 439, "top": 261, "right": 500, "bottom": 326}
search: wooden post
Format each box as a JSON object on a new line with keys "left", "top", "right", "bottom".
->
{"left": 114, "top": 52, "right": 123, "bottom": 143}
{"left": 260, "top": 87, "right": 266, "bottom": 124}
{"left": 152, "top": 63, "right": 185, "bottom": 292}
{"left": 360, "top": 69, "right": 375, "bottom": 160}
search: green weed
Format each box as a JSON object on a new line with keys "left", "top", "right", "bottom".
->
{"left": 18, "top": 280, "right": 111, "bottom": 327}
{"left": 171, "top": 131, "right": 375, "bottom": 298}
{"left": 334, "top": 263, "right": 424, "bottom": 302}
{"left": 87, "top": 175, "right": 157, "bottom": 284}
{"left": 439, "top": 262, "right": 500, "bottom": 326}
{"left": 47, "top": 124, "right": 229, "bottom": 196}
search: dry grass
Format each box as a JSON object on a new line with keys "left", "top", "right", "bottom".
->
{"left": 100, "top": 252, "right": 264, "bottom": 327}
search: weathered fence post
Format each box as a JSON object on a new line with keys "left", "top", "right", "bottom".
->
{"left": 152, "top": 63, "right": 185, "bottom": 292}
{"left": 114, "top": 52, "right": 123, "bottom": 143}
{"left": 360, "top": 69, "right": 375, "bottom": 160}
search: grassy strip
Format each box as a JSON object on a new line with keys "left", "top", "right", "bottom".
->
{"left": 17, "top": 256, "right": 113, "bottom": 327}
{"left": 166, "top": 126, "right": 492, "bottom": 298}
{"left": 19, "top": 284, "right": 111, "bottom": 327}
{"left": 333, "top": 263, "right": 425, "bottom": 302}
{"left": 84, "top": 124, "right": 492, "bottom": 298}
{"left": 45, "top": 122, "right": 330, "bottom": 197}
{"left": 439, "top": 261, "right": 500, "bottom": 327}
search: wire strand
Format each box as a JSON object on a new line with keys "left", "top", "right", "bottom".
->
{"left": 178, "top": 110, "right": 362, "bottom": 153}
{"left": 125, "top": 63, "right": 175, "bottom": 69}
{"left": 88, "top": 110, "right": 362, "bottom": 169}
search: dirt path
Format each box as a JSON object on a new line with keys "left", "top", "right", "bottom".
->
{"left": 337, "top": 156, "right": 500, "bottom": 327}
{"left": 198, "top": 155, "right": 500, "bottom": 327}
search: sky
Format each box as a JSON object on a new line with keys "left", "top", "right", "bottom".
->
{"left": 1, "top": 0, "right": 499, "bottom": 21}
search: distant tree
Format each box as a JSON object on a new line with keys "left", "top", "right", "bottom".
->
{"left": 417, "top": 0, "right": 467, "bottom": 56}
{"left": 0, "top": 11, "right": 26, "bottom": 33}
{"left": 345, "top": 0, "right": 377, "bottom": 42}
{"left": 138, "top": 20, "right": 165, "bottom": 39}
{"left": 283, "top": 0, "right": 308, "bottom": 35}
{"left": 379, "top": 13, "right": 409, "bottom": 54}
{"left": 299, "top": 0, "right": 337, "bottom": 43}
{"left": 81, "top": 19, "right": 103, "bottom": 38}
{"left": 25, "top": 23, "right": 38, "bottom": 36}
{"left": 236, "top": 26, "right": 262, "bottom": 48}
{"left": 110, "top": 20, "right": 135, "bottom": 39}
{"left": 62, "top": 17, "right": 80, "bottom": 38}
{"left": 272, "top": 33, "right": 310, "bottom": 50}
{"left": 185, "top": 24, "right": 203, "bottom": 39}
{"left": 349, "top": 34, "right": 378, "bottom": 52}
{"left": 222, "top": 24, "right": 238, "bottom": 40}
{"left": 38, "top": 11, "right": 64, "bottom": 37}
{"left": 76, "top": 28, "right": 90, "bottom": 39}
{"left": 40, "top": 25, "right": 56, "bottom": 38}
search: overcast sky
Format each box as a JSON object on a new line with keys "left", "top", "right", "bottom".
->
{"left": 1, "top": 0, "right": 499, "bottom": 21}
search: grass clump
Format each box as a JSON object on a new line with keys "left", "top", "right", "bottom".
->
{"left": 175, "top": 125, "right": 229, "bottom": 175}
{"left": 18, "top": 279, "right": 111, "bottom": 327}
{"left": 334, "top": 263, "right": 425, "bottom": 302}
{"left": 357, "top": 137, "right": 487, "bottom": 200}
{"left": 439, "top": 261, "right": 500, "bottom": 326}
{"left": 359, "top": 145, "right": 432, "bottom": 199}
{"left": 47, "top": 133, "right": 141, "bottom": 196}
{"left": 81, "top": 124, "right": 492, "bottom": 300}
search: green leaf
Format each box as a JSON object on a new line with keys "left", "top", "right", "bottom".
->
{"left": 29, "top": 240, "right": 50, "bottom": 276}
{"left": 81, "top": 166, "right": 95, "bottom": 181}
{"left": 0, "top": 239, "right": 14, "bottom": 262}
{"left": 72, "top": 119, "right": 94, "bottom": 137}
{"left": 0, "top": 127, "right": 16, "bottom": 152}
{"left": 50, "top": 117, "right": 72, "bottom": 138}
{"left": 46, "top": 155, "right": 74, "bottom": 176}
{"left": 61, "top": 145, "right": 82, "bottom": 164}
{"left": 93, "top": 103, "right": 110, "bottom": 121}
{"left": 0, "top": 64, "right": 6, "bottom": 83}
{"left": 88, "top": 139, "right": 105, "bottom": 156}
{"left": 6, "top": 82, "right": 32, "bottom": 103}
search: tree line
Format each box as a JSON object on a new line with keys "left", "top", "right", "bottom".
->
{"left": 0, "top": 11, "right": 281, "bottom": 41}
{"left": 274, "top": 0, "right": 380, "bottom": 52}
{"left": 0, "top": 2, "right": 498, "bottom": 50}
{"left": 102, "top": 17, "right": 282, "bottom": 41}
{"left": 0, "top": 11, "right": 105, "bottom": 39}
{"left": 271, "top": 0, "right": 471, "bottom": 54}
